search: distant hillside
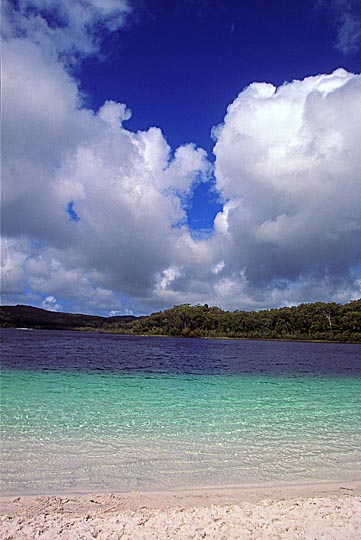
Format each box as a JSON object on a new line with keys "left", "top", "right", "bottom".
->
{"left": 130, "top": 300, "right": 361, "bottom": 342}
{"left": 0, "top": 305, "right": 138, "bottom": 332}
{"left": 1, "top": 300, "right": 360, "bottom": 342}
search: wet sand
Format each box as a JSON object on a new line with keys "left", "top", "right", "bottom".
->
{"left": 1, "top": 481, "right": 360, "bottom": 539}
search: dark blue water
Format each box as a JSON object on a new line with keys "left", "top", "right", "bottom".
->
{"left": 1, "top": 328, "right": 360, "bottom": 375}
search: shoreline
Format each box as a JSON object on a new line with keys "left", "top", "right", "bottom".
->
{"left": 4, "top": 326, "right": 361, "bottom": 344}
{"left": 2, "top": 479, "right": 361, "bottom": 508}
{"left": 1, "top": 481, "right": 360, "bottom": 539}
{"left": 2, "top": 467, "right": 361, "bottom": 501}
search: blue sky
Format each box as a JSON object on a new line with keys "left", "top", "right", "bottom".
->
{"left": 79, "top": 0, "right": 360, "bottom": 151}
{"left": 2, "top": 0, "right": 361, "bottom": 315}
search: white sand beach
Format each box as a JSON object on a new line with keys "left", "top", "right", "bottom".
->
{"left": 1, "top": 482, "right": 360, "bottom": 539}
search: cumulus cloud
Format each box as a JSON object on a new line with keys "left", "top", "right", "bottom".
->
{"left": 1, "top": 0, "right": 360, "bottom": 314}
{"left": 2, "top": 0, "right": 132, "bottom": 62}
{"left": 212, "top": 68, "right": 361, "bottom": 307}
{"left": 1, "top": 1, "right": 211, "bottom": 314}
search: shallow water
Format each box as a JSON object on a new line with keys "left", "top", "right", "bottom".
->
{"left": 1, "top": 329, "right": 360, "bottom": 495}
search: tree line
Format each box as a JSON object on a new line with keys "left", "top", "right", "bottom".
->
{"left": 129, "top": 300, "right": 361, "bottom": 342}
{"left": 2, "top": 300, "right": 359, "bottom": 342}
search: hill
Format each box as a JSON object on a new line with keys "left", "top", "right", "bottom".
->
{"left": 130, "top": 300, "right": 361, "bottom": 342}
{"left": 1, "top": 300, "right": 360, "bottom": 342}
{"left": 0, "top": 305, "right": 138, "bottom": 332}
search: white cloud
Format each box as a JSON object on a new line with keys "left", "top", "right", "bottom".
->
{"left": 156, "top": 266, "right": 182, "bottom": 292}
{"left": 212, "top": 261, "right": 225, "bottom": 274}
{"left": 1, "top": 1, "right": 360, "bottom": 314}
{"left": 1, "top": 2, "right": 211, "bottom": 314}
{"left": 1, "top": 238, "right": 28, "bottom": 296}
{"left": 2, "top": 0, "right": 131, "bottom": 62}
{"left": 42, "top": 296, "right": 61, "bottom": 311}
{"left": 211, "top": 69, "right": 361, "bottom": 306}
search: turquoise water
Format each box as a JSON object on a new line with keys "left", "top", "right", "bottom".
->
{"left": 1, "top": 368, "right": 361, "bottom": 495}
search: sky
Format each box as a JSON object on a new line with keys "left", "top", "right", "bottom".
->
{"left": 1, "top": 0, "right": 361, "bottom": 316}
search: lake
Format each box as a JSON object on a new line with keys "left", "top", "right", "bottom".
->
{"left": 1, "top": 329, "right": 360, "bottom": 495}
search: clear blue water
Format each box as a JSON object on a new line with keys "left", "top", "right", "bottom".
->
{"left": 1, "top": 329, "right": 360, "bottom": 495}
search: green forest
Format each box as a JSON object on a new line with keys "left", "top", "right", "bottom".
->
{"left": 1, "top": 300, "right": 360, "bottom": 342}
{"left": 130, "top": 300, "right": 361, "bottom": 342}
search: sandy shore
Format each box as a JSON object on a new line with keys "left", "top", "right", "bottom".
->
{"left": 1, "top": 482, "right": 360, "bottom": 539}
